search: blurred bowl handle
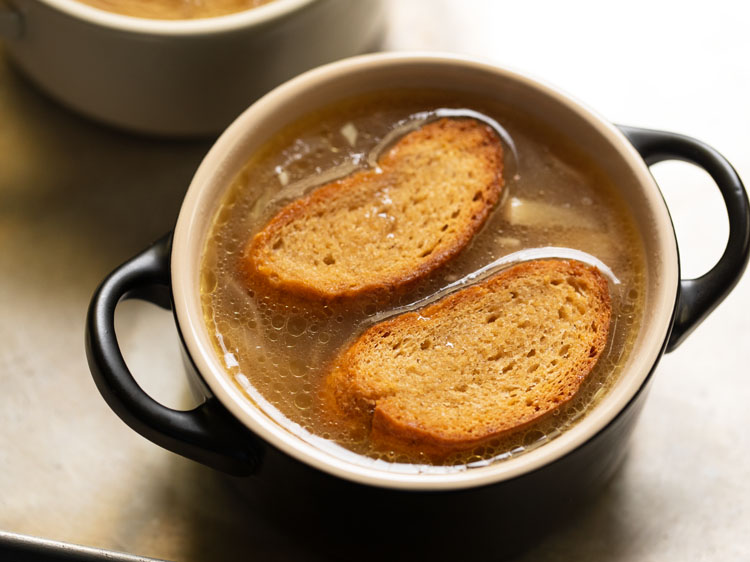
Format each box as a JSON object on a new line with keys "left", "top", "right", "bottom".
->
{"left": 619, "top": 125, "right": 750, "bottom": 352}
{"left": 85, "top": 234, "right": 263, "bottom": 476}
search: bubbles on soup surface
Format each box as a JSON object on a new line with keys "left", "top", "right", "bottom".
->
{"left": 200, "top": 90, "right": 646, "bottom": 471}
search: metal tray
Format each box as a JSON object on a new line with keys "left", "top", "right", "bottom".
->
{"left": 2, "top": 2, "right": 750, "bottom": 558}
{"left": 0, "top": 531, "right": 163, "bottom": 561}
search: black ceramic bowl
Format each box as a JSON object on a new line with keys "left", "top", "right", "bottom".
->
{"left": 86, "top": 54, "right": 749, "bottom": 552}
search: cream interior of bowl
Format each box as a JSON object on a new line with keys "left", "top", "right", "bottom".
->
{"left": 172, "top": 53, "right": 678, "bottom": 490}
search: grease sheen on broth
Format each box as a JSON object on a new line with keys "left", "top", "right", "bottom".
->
{"left": 200, "top": 90, "right": 646, "bottom": 471}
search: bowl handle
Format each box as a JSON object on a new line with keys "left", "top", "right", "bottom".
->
{"left": 618, "top": 125, "right": 750, "bottom": 352}
{"left": 85, "top": 234, "right": 262, "bottom": 476}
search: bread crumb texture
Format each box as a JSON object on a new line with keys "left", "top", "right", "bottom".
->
{"left": 324, "top": 259, "right": 611, "bottom": 455}
{"left": 244, "top": 118, "right": 504, "bottom": 300}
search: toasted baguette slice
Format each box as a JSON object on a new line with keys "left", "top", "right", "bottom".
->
{"left": 244, "top": 118, "right": 504, "bottom": 300}
{"left": 323, "top": 259, "right": 611, "bottom": 455}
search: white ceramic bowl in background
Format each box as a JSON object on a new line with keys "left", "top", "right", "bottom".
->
{"left": 0, "top": 0, "right": 385, "bottom": 136}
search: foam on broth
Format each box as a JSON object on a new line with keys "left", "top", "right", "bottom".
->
{"left": 200, "top": 90, "right": 645, "bottom": 472}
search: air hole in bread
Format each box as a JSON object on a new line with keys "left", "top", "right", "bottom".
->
{"left": 488, "top": 350, "right": 504, "bottom": 361}
{"left": 567, "top": 277, "right": 584, "bottom": 294}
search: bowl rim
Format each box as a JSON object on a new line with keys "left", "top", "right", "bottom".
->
{"left": 36, "top": 0, "right": 318, "bottom": 35}
{"left": 172, "top": 51, "right": 679, "bottom": 490}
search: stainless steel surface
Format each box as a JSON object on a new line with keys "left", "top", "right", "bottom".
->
{"left": 1, "top": 1, "right": 749, "bottom": 560}
{"left": 0, "top": 530, "right": 165, "bottom": 561}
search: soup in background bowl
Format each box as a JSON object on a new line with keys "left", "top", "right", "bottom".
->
{"left": 86, "top": 53, "right": 749, "bottom": 494}
{"left": 74, "top": 0, "right": 276, "bottom": 19}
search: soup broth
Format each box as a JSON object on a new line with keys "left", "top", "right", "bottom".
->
{"left": 75, "top": 0, "right": 275, "bottom": 19}
{"left": 200, "top": 90, "right": 646, "bottom": 471}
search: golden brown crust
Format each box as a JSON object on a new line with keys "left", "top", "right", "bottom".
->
{"left": 242, "top": 118, "right": 505, "bottom": 301}
{"left": 322, "top": 259, "right": 612, "bottom": 457}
